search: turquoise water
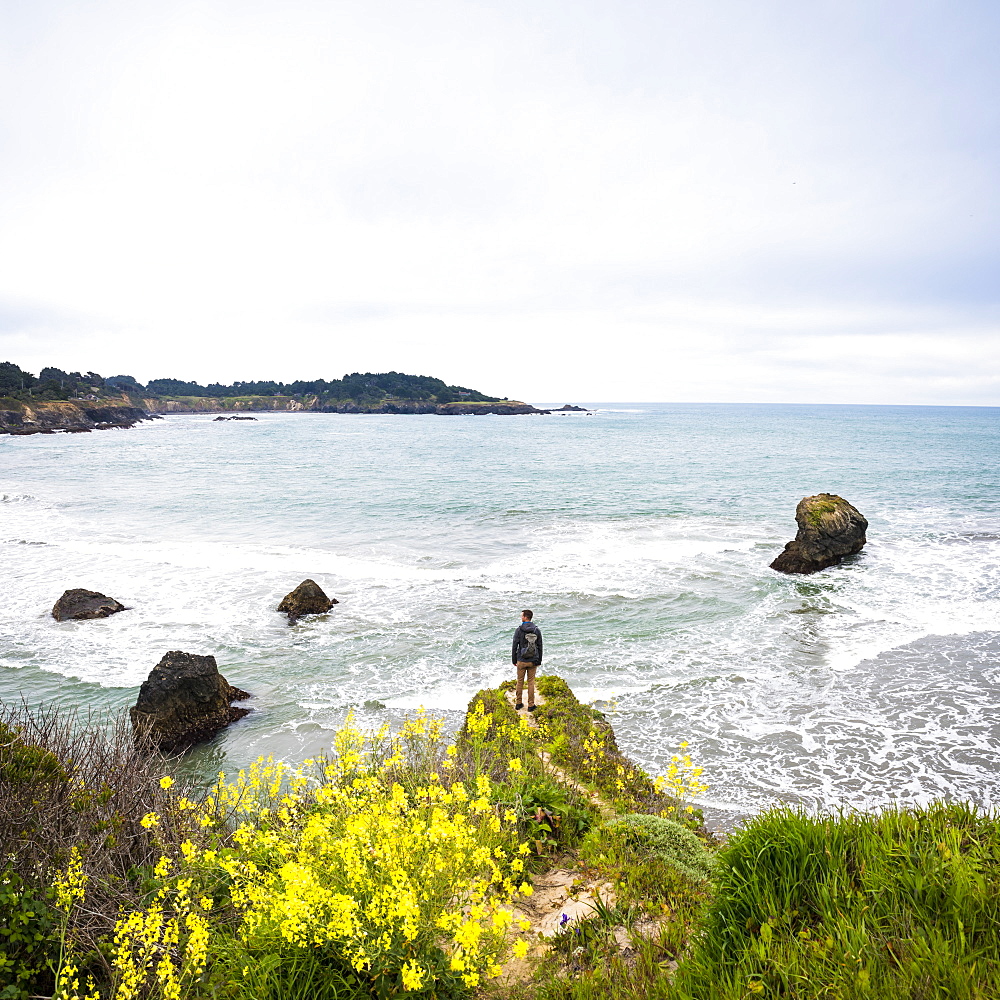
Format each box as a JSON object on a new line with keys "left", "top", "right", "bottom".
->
{"left": 2, "top": 404, "right": 998, "bottom": 816}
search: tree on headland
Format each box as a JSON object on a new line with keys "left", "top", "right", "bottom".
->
{"left": 0, "top": 361, "right": 36, "bottom": 396}
{"left": 104, "top": 374, "right": 145, "bottom": 393}
{"left": 1, "top": 363, "right": 504, "bottom": 406}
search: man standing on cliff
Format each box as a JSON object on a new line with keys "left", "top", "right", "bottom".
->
{"left": 512, "top": 609, "right": 543, "bottom": 712}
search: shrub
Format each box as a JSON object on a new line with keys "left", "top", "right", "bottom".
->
{"left": 0, "top": 869, "right": 59, "bottom": 1000}
{"left": 581, "top": 815, "right": 714, "bottom": 899}
{"left": 0, "top": 703, "right": 198, "bottom": 986}
{"left": 110, "top": 713, "right": 536, "bottom": 998}
{"left": 507, "top": 778, "right": 596, "bottom": 854}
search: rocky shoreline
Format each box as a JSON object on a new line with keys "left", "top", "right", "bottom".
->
{"left": 0, "top": 400, "right": 158, "bottom": 435}
{"left": 144, "top": 396, "right": 549, "bottom": 415}
{"left": 0, "top": 397, "right": 549, "bottom": 434}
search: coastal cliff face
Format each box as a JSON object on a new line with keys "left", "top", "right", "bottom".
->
{"left": 142, "top": 395, "right": 547, "bottom": 415}
{"left": 0, "top": 395, "right": 546, "bottom": 433}
{"left": 0, "top": 398, "right": 155, "bottom": 435}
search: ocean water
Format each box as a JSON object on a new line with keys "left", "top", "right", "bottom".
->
{"left": 1, "top": 404, "right": 998, "bottom": 819}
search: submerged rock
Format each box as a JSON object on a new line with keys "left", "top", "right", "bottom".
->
{"left": 52, "top": 588, "right": 126, "bottom": 621}
{"left": 130, "top": 650, "right": 252, "bottom": 752}
{"left": 770, "top": 494, "right": 868, "bottom": 575}
{"left": 277, "top": 579, "right": 338, "bottom": 622}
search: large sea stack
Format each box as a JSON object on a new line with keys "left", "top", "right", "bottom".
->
{"left": 277, "top": 579, "right": 338, "bottom": 622}
{"left": 52, "top": 588, "right": 125, "bottom": 621}
{"left": 130, "top": 651, "right": 252, "bottom": 751}
{"left": 770, "top": 494, "right": 868, "bottom": 575}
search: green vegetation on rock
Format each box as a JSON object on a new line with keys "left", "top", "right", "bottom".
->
{"left": 581, "top": 814, "right": 715, "bottom": 891}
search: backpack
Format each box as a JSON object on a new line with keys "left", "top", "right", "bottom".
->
{"left": 521, "top": 629, "right": 540, "bottom": 663}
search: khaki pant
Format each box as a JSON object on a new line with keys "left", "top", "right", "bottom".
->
{"left": 515, "top": 661, "right": 537, "bottom": 707}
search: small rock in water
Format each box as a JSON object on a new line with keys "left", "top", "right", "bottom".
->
{"left": 52, "top": 588, "right": 126, "bottom": 621}
{"left": 770, "top": 493, "right": 868, "bottom": 575}
{"left": 130, "top": 650, "right": 252, "bottom": 752}
{"left": 277, "top": 579, "right": 338, "bottom": 622}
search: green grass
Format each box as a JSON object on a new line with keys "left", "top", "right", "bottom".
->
{"left": 669, "top": 802, "right": 1000, "bottom": 999}
{"left": 804, "top": 494, "right": 843, "bottom": 526}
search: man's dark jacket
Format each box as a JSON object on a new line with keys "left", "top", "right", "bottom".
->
{"left": 512, "top": 622, "right": 543, "bottom": 665}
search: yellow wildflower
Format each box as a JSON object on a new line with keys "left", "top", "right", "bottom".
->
{"left": 401, "top": 960, "right": 425, "bottom": 991}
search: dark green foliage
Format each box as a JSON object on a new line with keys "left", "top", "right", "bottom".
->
{"left": 581, "top": 815, "right": 714, "bottom": 898}
{"left": 1, "top": 363, "right": 505, "bottom": 406}
{"left": 104, "top": 374, "right": 145, "bottom": 392}
{"left": 145, "top": 377, "right": 210, "bottom": 395}
{"left": 0, "top": 867, "right": 59, "bottom": 1000}
{"left": 669, "top": 802, "right": 1000, "bottom": 999}
{"left": 0, "top": 363, "right": 111, "bottom": 401}
{"left": 0, "top": 870, "right": 58, "bottom": 1000}
{"left": 514, "top": 778, "right": 595, "bottom": 853}
{"left": 0, "top": 722, "right": 67, "bottom": 784}
{"left": 144, "top": 371, "right": 502, "bottom": 404}
{"left": 0, "top": 362, "right": 35, "bottom": 396}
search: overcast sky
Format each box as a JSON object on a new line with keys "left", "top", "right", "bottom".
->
{"left": 1, "top": 0, "right": 997, "bottom": 405}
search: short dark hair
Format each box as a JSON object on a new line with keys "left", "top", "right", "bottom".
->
{"left": 521, "top": 609, "right": 533, "bottom": 620}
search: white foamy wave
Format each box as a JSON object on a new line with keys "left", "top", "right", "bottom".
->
{"left": 570, "top": 685, "right": 652, "bottom": 704}
{"left": 823, "top": 598, "right": 1000, "bottom": 672}
{"left": 384, "top": 688, "right": 481, "bottom": 712}
{"left": 473, "top": 520, "right": 764, "bottom": 598}
{"left": 809, "top": 525, "right": 1000, "bottom": 672}
{"left": 49, "top": 536, "right": 469, "bottom": 583}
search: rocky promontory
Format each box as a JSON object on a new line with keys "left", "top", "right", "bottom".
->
{"left": 770, "top": 493, "right": 868, "bottom": 574}
{"left": 0, "top": 400, "right": 156, "bottom": 436}
{"left": 1, "top": 363, "right": 550, "bottom": 425}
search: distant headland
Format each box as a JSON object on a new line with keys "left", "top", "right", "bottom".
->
{"left": 0, "top": 363, "right": 550, "bottom": 434}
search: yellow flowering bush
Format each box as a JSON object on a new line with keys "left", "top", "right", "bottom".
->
{"left": 110, "top": 712, "right": 532, "bottom": 997}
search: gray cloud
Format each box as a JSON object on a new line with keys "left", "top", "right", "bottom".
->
{"left": 0, "top": 0, "right": 997, "bottom": 403}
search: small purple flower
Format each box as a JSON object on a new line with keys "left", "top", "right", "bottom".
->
{"left": 559, "top": 913, "right": 571, "bottom": 928}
